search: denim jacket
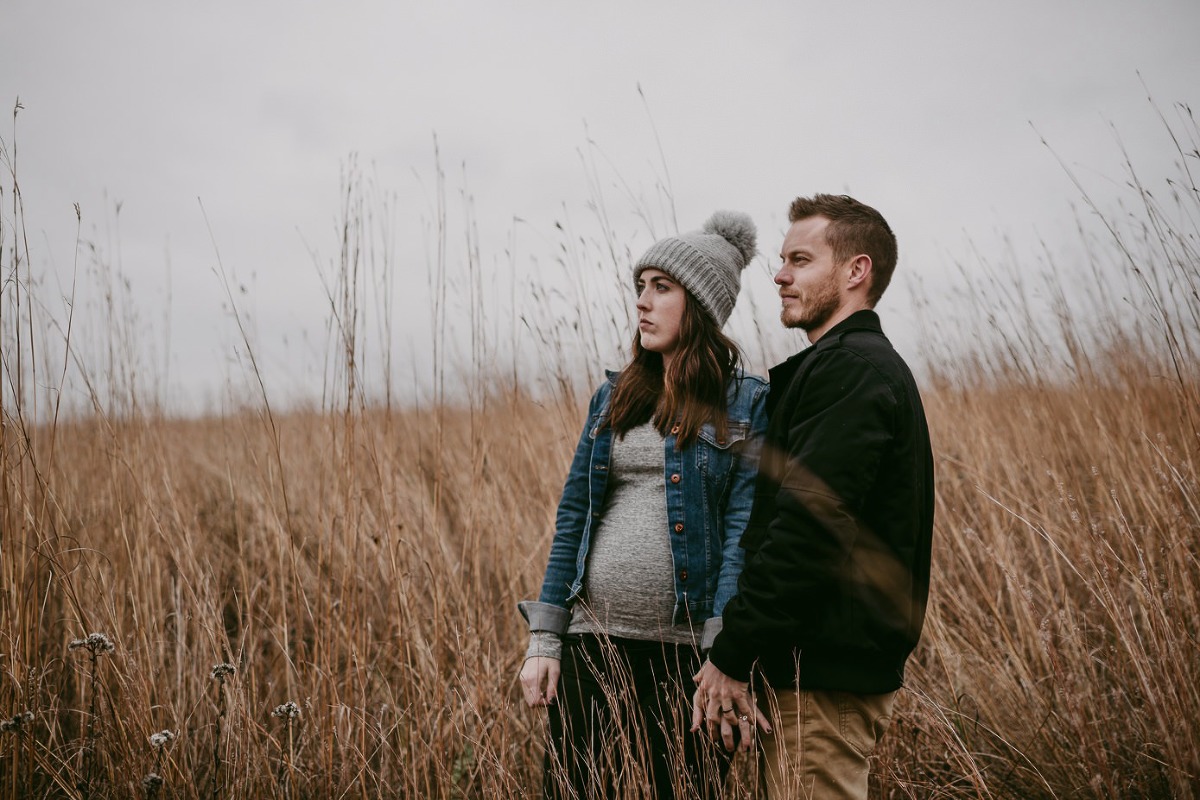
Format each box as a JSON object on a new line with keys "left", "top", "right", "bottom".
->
{"left": 519, "top": 369, "right": 768, "bottom": 650}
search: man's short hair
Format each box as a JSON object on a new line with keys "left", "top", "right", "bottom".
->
{"left": 788, "top": 194, "right": 898, "bottom": 306}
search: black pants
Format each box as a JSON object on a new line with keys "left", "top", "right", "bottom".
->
{"left": 543, "top": 634, "right": 729, "bottom": 799}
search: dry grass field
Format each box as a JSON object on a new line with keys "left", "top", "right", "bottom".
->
{"left": 2, "top": 110, "right": 1198, "bottom": 797}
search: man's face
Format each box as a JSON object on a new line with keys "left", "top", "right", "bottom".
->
{"left": 774, "top": 215, "right": 846, "bottom": 335}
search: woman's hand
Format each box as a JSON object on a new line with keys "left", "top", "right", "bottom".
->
{"left": 691, "top": 658, "right": 772, "bottom": 751}
{"left": 519, "top": 656, "right": 561, "bottom": 707}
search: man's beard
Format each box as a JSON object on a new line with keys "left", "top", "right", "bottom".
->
{"left": 781, "top": 273, "right": 841, "bottom": 331}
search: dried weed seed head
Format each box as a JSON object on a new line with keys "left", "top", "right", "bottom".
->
{"left": 149, "top": 730, "right": 176, "bottom": 749}
{"left": 69, "top": 632, "right": 116, "bottom": 656}
{"left": 272, "top": 701, "right": 300, "bottom": 720}
{"left": 142, "top": 773, "right": 164, "bottom": 791}
{"left": 1, "top": 711, "right": 34, "bottom": 733}
{"left": 210, "top": 663, "right": 236, "bottom": 683}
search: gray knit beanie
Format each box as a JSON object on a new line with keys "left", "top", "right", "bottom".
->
{"left": 633, "top": 210, "right": 757, "bottom": 327}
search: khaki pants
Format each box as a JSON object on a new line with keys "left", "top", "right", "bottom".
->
{"left": 758, "top": 686, "right": 896, "bottom": 800}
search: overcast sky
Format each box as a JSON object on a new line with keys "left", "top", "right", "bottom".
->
{"left": 3, "top": 1, "right": 1198, "bottom": 413}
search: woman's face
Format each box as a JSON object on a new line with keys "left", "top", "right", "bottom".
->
{"left": 635, "top": 268, "right": 687, "bottom": 363}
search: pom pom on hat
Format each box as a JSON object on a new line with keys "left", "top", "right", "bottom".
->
{"left": 702, "top": 210, "right": 757, "bottom": 268}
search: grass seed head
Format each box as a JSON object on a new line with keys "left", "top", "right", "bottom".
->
{"left": 272, "top": 701, "right": 301, "bottom": 720}
{"left": 69, "top": 632, "right": 116, "bottom": 656}
{"left": 0, "top": 711, "right": 34, "bottom": 733}
{"left": 210, "top": 662, "right": 236, "bottom": 683}
{"left": 149, "top": 729, "right": 176, "bottom": 749}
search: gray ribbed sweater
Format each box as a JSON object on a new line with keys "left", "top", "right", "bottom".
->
{"left": 526, "top": 422, "right": 697, "bottom": 660}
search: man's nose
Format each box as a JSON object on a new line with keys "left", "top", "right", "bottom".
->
{"left": 773, "top": 267, "right": 788, "bottom": 286}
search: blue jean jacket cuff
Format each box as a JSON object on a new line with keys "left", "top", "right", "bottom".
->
{"left": 518, "top": 600, "right": 571, "bottom": 635}
{"left": 701, "top": 616, "right": 723, "bottom": 651}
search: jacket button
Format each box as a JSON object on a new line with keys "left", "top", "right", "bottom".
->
{"left": 673, "top": 522, "right": 684, "bottom": 533}
{"left": 670, "top": 473, "right": 680, "bottom": 484}
{"left": 679, "top": 570, "right": 688, "bottom": 581}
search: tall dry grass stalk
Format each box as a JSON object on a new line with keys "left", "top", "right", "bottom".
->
{"left": 2, "top": 99, "right": 1198, "bottom": 797}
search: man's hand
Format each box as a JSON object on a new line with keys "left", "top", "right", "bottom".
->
{"left": 519, "top": 656, "right": 561, "bottom": 707}
{"left": 691, "top": 659, "right": 772, "bottom": 751}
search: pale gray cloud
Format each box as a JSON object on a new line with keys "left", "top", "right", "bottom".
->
{"left": 2, "top": 0, "right": 1197, "bottom": 411}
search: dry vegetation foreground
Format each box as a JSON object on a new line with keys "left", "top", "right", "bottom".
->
{"left": 4, "top": 100, "right": 1200, "bottom": 799}
{"left": 1, "top": 358, "right": 1197, "bottom": 798}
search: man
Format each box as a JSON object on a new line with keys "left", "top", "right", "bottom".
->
{"left": 691, "top": 194, "right": 935, "bottom": 799}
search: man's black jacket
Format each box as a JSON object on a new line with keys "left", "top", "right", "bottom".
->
{"left": 708, "top": 310, "right": 934, "bottom": 693}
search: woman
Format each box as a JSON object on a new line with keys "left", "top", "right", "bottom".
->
{"left": 518, "top": 211, "right": 768, "bottom": 799}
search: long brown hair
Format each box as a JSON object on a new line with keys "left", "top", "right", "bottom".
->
{"left": 607, "top": 291, "right": 740, "bottom": 448}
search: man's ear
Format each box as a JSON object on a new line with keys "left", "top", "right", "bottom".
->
{"left": 846, "top": 254, "right": 873, "bottom": 291}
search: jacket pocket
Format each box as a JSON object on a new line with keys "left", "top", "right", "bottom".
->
{"left": 697, "top": 421, "right": 749, "bottom": 497}
{"left": 697, "top": 420, "right": 749, "bottom": 449}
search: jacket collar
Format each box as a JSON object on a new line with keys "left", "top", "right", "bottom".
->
{"left": 604, "top": 366, "right": 752, "bottom": 386}
{"left": 768, "top": 309, "right": 885, "bottom": 385}
{"left": 818, "top": 307, "right": 884, "bottom": 340}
